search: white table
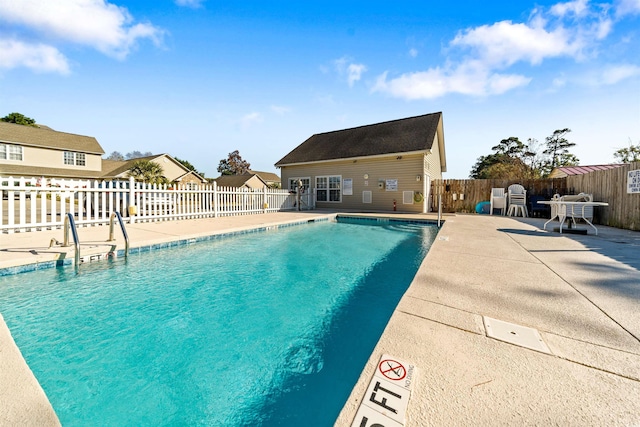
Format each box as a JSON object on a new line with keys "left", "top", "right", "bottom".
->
{"left": 538, "top": 200, "right": 609, "bottom": 235}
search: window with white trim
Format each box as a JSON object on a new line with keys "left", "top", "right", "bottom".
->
{"left": 316, "top": 175, "right": 341, "bottom": 202}
{"left": 63, "top": 151, "right": 86, "bottom": 166}
{"left": 0, "top": 144, "right": 23, "bottom": 161}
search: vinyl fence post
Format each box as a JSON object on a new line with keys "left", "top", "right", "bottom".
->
{"left": 213, "top": 182, "right": 219, "bottom": 218}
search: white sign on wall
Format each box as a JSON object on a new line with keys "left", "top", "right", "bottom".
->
{"left": 385, "top": 179, "right": 398, "bottom": 191}
{"left": 343, "top": 178, "right": 353, "bottom": 195}
{"left": 628, "top": 170, "right": 640, "bottom": 194}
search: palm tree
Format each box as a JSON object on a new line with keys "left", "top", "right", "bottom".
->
{"left": 127, "top": 160, "right": 168, "bottom": 184}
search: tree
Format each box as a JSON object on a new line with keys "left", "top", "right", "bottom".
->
{"left": 470, "top": 137, "right": 540, "bottom": 179}
{"left": 492, "top": 136, "right": 527, "bottom": 157}
{"left": 105, "top": 151, "right": 125, "bottom": 161}
{"left": 174, "top": 156, "right": 205, "bottom": 178}
{"left": 613, "top": 139, "right": 640, "bottom": 163}
{"left": 126, "top": 151, "right": 153, "bottom": 160}
{"left": 126, "top": 160, "right": 167, "bottom": 184}
{"left": 470, "top": 153, "right": 506, "bottom": 179}
{"left": 523, "top": 138, "right": 546, "bottom": 175}
{"left": 1, "top": 112, "right": 37, "bottom": 127}
{"left": 541, "top": 128, "right": 579, "bottom": 176}
{"left": 217, "top": 150, "right": 250, "bottom": 175}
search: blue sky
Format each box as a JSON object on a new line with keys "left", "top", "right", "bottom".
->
{"left": 1, "top": 0, "right": 639, "bottom": 178}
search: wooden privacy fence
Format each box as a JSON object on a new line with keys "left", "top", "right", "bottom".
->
{"left": 431, "top": 178, "right": 568, "bottom": 214}
{"left": 566, "top": 161, "right": 640, "bottom": 231}
{"left": 1, "top": 176, "right": 314, "bottom": 234}
{"left": 431, "top": 162, "right": 640, "bottom": 231}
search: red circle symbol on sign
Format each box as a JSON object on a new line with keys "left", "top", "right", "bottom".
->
{"left": 379, "top": 359, "right": 406, "bottom": 380}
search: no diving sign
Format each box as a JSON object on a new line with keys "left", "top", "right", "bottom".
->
{"left": 379, "top": 359, "right": 407, "bottom": 381}
{"left": 351, "top": 354, "right": 417, "bottom": 427}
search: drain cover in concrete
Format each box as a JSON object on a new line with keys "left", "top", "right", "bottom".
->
{"left": 483, "top": 317, "right": 551, "bottom": 354}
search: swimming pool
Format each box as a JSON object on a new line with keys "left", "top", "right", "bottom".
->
{"left": 0, "top": 216, "right": 437, "bottom": 426}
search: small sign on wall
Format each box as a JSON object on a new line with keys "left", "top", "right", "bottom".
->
{"left": 343, "top": 178, "right": 353, "bottom": 195}
{"left": 385, "top": 179, "right": 398, "bottom": 191}
{"left": 628, "top": 170, "right": 640, "bottom": 194}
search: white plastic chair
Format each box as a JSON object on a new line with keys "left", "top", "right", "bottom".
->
{"left": 490, "top": 188, "right": 506, "bottom": 215}
{"left": 507, "top": 184, "right": 528, "bottom": 217}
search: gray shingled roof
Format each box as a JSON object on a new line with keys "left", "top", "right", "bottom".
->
{"left": 0, "top": 121, "right": 104, "bottom": 154}
{"left": 275, "top": 112, "right": 442, "bottom": 166}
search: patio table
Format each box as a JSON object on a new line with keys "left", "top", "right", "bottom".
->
{"left": 538, "top": 200, "right": 609, "bottom": 235}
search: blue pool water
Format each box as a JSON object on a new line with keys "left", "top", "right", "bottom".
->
{"left": 0, "top": 217, "right": 437, "bottom": 426}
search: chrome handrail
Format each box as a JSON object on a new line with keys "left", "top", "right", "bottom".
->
{"left": 64, "top": 213, "right": 80, "bottom": 271}
{"left": 108, "top": 211, "right": 130, "bottom": 257}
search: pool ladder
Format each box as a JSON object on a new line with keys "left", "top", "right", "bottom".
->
{"left": 61, "top": 212, "right": 130, "bottom": 271}
{"left": 63, "top": 213, "right": 81, "bottom": 269}
{"left": 108, "top": 211, "right": 130, "bottom": 258}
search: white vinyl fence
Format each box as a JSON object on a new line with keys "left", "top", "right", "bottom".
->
{"left": 1, "top": 176, "right": 314, "bottom": 233}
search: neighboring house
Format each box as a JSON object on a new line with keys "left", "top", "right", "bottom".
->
{"left": 247, "top": 170, "right": 281, "bottom": 188}
{"left": 548, "top": 164, "right": 626, "bottom": 179}
{"left": 275, "top": 112, "right": 446, "bottom": 213}
{"left": 214, "top": 173, "right": 269, "bottom": 190}
{"left": 0, "top": 121, "right": 105, "bottom": 179}
{"left": 102, "top": 154, "right": 207, "bottom": 186}
{"left": 0, "top": 122, "right": 206, "bottom": 185}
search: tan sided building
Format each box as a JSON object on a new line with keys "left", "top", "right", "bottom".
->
{"left": 0, "top": 121, "right": 206, "bottom": 185}
{"left": 275, "top": 112, "right": 446, "bottom": 213}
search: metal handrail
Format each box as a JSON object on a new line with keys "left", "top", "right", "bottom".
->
{"left": 64, "top": 213, "right": 80, "bottom": 270}
{"left": 108, "top": 211, "right": 130, "bottom": 257}
{"left": 438, "top": 194, "right": 442, "bottom": 227}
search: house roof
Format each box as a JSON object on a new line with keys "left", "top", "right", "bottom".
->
{"left": 275, "top": 112, "right": 444, "bottom": 167}
{"left": 214, "top": 173, "right": 267, "bottom": 188}
{"left": 247, "top": 170, "right": 280, "bottom": 183}
{"left": 548, "top": 164, "right": 626, "bottom": 178}
{"left": 0, "top": 164, "right": 106, "bottom": 179}
{"left": 103, "top": 154, "right": 205, "bottom": 182}
{"left": 0, "top": 121, "right": 104, "bottom": 154}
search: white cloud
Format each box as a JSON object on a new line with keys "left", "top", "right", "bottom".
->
{"left": 600, "top": 64, "right": 640, "bottom": 84}
{"left": 175, "top": 0, "right": 204, "bottom": 8}
{"left": 551, "top": 0, "right": 590, "bottom": 17}
{"left": 451, "top": 20, "right": 584, "bottom": 67}
{"left": 409, "top": 48, "right": 418, "bottom": 58}
{"left": 333, "top": 56, "right": 367, "bottom": 86}
{"left": 374, "top": 1, "right": 625, "bottom": 100}
{"left": 270, "top": 105, "right": 291, "bottom": 115}
{"left": 347, "top": 63, "right": 367, "bottom": 87}
{"left": 0, "top": 0, "right": 164, "bottom": 63}
{"left": 552, "top": 75, "right": 567, "bottom": 89}
{"left": 615, "top": 0, "right": 640, "bottom": 16}
{"left": 239, "top": 112, "right": 263, "bottom": 128}
{"left": 372, "top": 63, "right": 530, "bottom": 99}
{"left": 0, "top": 39, "right": 70, "bottom": 74}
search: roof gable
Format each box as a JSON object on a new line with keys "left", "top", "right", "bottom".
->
{"left": 0, "top": 121, "right": 104, "bottom": 154}
{"left": 247, "top": 170, "right": 280, "bottom": 182}
{"left": 214, "top": 174, "right": 267, "bottom": 188}
{"left": 275, "top": 112, "right": 443, "bottom": 166}
{"left": 102, "top": 154, "right": 196, "bottom": 180}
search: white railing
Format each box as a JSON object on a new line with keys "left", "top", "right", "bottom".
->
{"left": 0, "top": 176, "right": 314, "bottom": 233}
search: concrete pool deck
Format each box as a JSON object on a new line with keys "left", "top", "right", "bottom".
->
{"left": 1, "top": 211, "right": 639, "bottom": 426}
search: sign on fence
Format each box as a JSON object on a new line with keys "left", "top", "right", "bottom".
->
{"left": 628, "top": 170, "right": 640, "bottom": 194}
